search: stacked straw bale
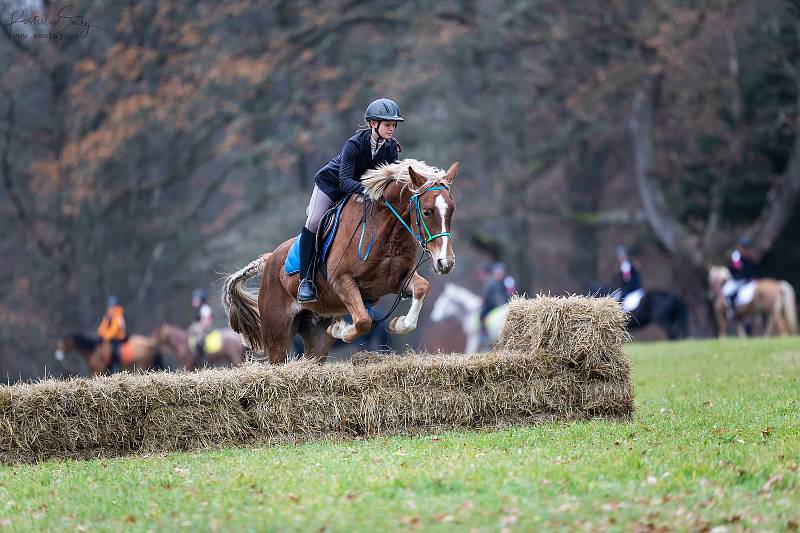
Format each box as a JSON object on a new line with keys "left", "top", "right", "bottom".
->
{"left": 0, "top": 295, "right": 633, "bottom": 463}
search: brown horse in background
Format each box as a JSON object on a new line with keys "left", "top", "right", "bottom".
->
{"left": 158, "top": 323, "right": 244, "bottom": 369}
{"left": 224, "top": 159, "right": 458, "bottom": 363}
{"left": 708, "top": 266, "right": 798, "bottom": 337}
{"left": 55, "top": 333, "right": 164, "bottom": 376}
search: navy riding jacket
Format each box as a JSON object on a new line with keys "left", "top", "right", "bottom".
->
{"left": 617, "top": 260, "right": 641, "bottom": 297}
{"left": 314, "top": 129, "right": 400, "bottom": 202}
{"left": 731, "top": 253, "right": 758, "bottom": 280}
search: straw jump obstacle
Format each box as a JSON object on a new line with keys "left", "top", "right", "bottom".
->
{"left": 0, "top": 295, "right": 633, "bottom": 464}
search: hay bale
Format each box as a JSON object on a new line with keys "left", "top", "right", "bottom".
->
{"left": 1, "top": 295, "right": 633, "bottom": 464}
{"left": 132, "top": 370, "right": 253, "bottom": 452}
{"left": 497, "top": 294, "right": 630, "bottom": 380}
{"left": 239, "top": 350, "right": 578, "bottom": 439}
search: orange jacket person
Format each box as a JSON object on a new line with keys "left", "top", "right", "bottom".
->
{"left": 97, "top": 295, "right": 127, "bottom": 370}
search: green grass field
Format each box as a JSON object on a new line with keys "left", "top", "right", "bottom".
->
{"left": 1, "top": 338, "right": 798, "bottom": 531}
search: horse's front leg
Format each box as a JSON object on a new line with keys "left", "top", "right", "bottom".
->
{"left": 714, "top": 302, "right": 728, "bottom": 338}
{"left": 327, "top": 276, "right": 372, "bottom": 343}
{"left": 388, "top": 272, "right": 429, "bottom": 335}
{"left": 464, "top": 333, "right": 480, "bottom": 355}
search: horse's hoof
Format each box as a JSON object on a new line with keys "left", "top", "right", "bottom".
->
{"left": 327, "top": 319, "right": 349, "bottom": 340}
{"left": 387, "top": 316, "right": 409, "bottom": 335}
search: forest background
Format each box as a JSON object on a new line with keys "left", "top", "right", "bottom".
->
{"left": 1, "top": 0, "right": 799, "bottom": 378}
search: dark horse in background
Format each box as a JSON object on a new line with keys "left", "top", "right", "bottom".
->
{"left": 584, "top": 283, "right": 689, "bottom": 340}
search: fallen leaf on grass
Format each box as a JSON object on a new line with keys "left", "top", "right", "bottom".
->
{"left": 723, "top": 513, "right": 742, "bottom": 523}
{"left": 400, "top": 516, "right": 421, "bottom": 528}
{"left": 433, "top": 514, "right": 454, "bottom": 523}
{"left": 759, "top": 474, "right": 784, "bottom": 494}
{"left": 286, "top": 493, "right": 300, "bottom": 502}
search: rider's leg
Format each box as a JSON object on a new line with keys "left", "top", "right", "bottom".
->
{"left": 722, "top": 279, "right": 739, "bottom": 319}
{"left": 110, "top": 340, "right": 121, "bottom": 371}
{"left": 195, "top": 334, "right": 207, "bottom": 365}
{"left": 478, "top": 303, "right": 492, "bottom": 338}
{"left": 297, "top": 227, "right": 318, "bottom": 302}
{"left": 298, "top": 186, "right": 334, "bottom": 303}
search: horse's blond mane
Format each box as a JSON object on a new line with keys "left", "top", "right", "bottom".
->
{"left": 708, "top": 265, "right": 731, "bottom": 284}
{"left": 361, "top": 158, "right": 448, "bottom": 200}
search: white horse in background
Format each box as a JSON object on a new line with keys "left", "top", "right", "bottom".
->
{"left": 429, "top": 283, "right": 508, "bottom": 354}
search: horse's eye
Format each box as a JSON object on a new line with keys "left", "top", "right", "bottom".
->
{"left": 423, "top": 209, "right": 433, "bottom": 217}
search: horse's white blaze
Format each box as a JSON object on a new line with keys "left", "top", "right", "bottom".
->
{"left": 435, "top": 194, "right": 449, "bottom": 263}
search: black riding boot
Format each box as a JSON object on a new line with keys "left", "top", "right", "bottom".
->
{"left": 297, "top": 227, "right": 318, "bottom": 303}
{"left": 727, "top": 294, "right": 737, "bottom": 319}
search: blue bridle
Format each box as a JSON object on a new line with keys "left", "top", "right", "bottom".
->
{"left": 357, "top": 185, "right": 452, "bottom": 261}
{"left": 383, "top": 185, "right": 451, "bottom": 247}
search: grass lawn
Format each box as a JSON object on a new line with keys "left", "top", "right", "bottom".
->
{"left": 1, "top": 337, "right": 798, "bottom": 531}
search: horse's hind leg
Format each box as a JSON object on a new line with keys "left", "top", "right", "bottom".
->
{"left": 298, "top": 313, "right": 336, "bottom": 363}
{"left": 661, "top": 319, "right": 677, "bottom": 341}
{"left": 260, "top": 297, "right": 299, "bottom": 364}
{"left": 766, "top": 307, "right": 786, "bottom": 336}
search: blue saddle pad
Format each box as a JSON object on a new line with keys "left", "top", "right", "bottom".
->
{"left": 284, "top": 198, "right": 348, "bottom": 275}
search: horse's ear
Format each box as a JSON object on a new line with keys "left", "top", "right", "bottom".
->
{"left": 444, "top": 162, "right": 459, "bottom": 186}
{"left": 408, "top": 166, "right": 426, "bottom": 189}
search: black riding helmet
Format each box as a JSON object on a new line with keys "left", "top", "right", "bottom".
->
{"left": 365, "top": 99, "right": 403, "bottom": 141}
{"left": 364, "top": 98, "right": 404, "bottom": 123}
{"left": 192, "top": 289, "right": 207, "bottom": 305}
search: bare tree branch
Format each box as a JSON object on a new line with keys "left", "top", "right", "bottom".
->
{"left": 629, "top": 74, "right": 703, "bottom": 266}
{"left": 746, "top": 17, "right": 800, "bottom": 256}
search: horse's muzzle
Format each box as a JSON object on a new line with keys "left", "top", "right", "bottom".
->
{"left": 435, "top": 257, "right": 455, "bottom": 274}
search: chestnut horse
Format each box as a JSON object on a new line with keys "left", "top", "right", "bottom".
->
{"left": 54, "top": 333, "right": 164, "bottom": 376}
{"left": 223, "top": 159, "right": 458, "bottom": 363}
{"left": 708, "top": 266, "right": 798, "bottom": 337}
{"left": 158, "top": 323, "right": 244, "bottom": 369}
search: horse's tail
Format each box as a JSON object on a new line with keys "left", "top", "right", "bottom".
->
{"left": 779, "top": 281, "right": 798, "bottom": 335}
{"left": 222, "top": 255, "right": 267, "bottom": 351}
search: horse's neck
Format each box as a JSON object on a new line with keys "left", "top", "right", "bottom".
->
{"left": 168, "top": 325, "right": 188, "bottom": 346}
{"left": 451, "top": 287, "right": 482, "bottom": 311}
{"left": 372, "top": 183, "right": 420, "bottom": 250}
